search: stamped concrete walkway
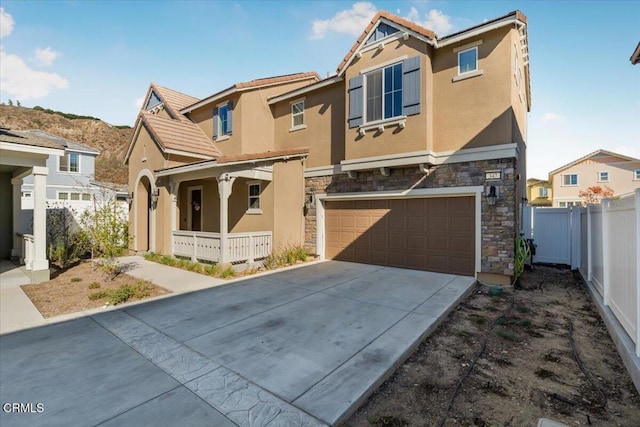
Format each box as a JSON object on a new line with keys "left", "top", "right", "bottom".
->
{"left": 0, "top": 260, "right": 475, "bottom": 426}
{"left": 0, "top": 260, "right": 44, "bottom": 333}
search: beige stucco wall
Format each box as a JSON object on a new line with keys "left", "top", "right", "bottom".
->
{"left": 344, "top": 37, "right": 431, "bottom": 161}
{"left": 433, "top": 27, "right": 514, "bottom": 152}
{"left": 228, "top": 177, "right": 274, "bottom": 233}
{"left": 551, "top": 158, "right": 640, "bottom": 206}
{"left": 273, "top": 81, "right": 346, "bottom": 168}
{"left": 177, "top": 178, "right": 220, "bottom": 232}
{"left": 272, "top": 159, "right": 305, "bottom": 248}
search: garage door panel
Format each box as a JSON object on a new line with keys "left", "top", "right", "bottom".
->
{"left": 325, "top": 196, "right": 474, "bottom": 275}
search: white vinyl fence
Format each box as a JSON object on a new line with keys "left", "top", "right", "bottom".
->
{"left": 525, "top": 189, "right": 640, "bottom": 357}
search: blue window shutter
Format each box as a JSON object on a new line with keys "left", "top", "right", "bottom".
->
{"left": 227, "top": 101, "right": 233, "bottom": 135}
{"left": 402, "top": 56, "right": 421, "bottom": 116}
{"left": 348, "top": 75, "right": 364, "bottom": 128}
{"left": 213, "top": 107, "right": 219, "bottom": 138}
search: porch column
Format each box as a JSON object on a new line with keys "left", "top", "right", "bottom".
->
{"left": 31, "top": 166, "right": 50, "bottom": 283}
{"left": 11, "top": 177, "right": 23, "bottom": 258}
{"left": 217, "top": 174, "right": 236, "bottom": 263}
{"left": 169, "top": 181, "right": 179, "bottom": 256}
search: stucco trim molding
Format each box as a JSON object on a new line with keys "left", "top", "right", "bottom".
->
{"left": 340, "top": 143, "right": 519, "bottom": 172}
{"left": 132, "top": 168, "right": 157, "bottom": 253}
{"left": 304, "top": 165, "right": 343, "bottom": 178}
{"left": 314, "top": 186, "right": 483, "bottom": 275}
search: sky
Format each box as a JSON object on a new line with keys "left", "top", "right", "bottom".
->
{"left": 0, "top": 0, "right": 638, "bottom": 180}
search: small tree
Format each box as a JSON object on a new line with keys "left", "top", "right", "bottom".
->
{"left": 16, "top": 100, "right": 21, "bottom": 107}
{"left": 578, "top": 185, "right": 614, "bottom": 206}
{"left": 7, "top": 99, "right": 12, "bottom": 106}
{"left": 79, "top": 193, "right": 129, "bottom": 278}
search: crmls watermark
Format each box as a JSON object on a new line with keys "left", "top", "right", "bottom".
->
{"left": 2, "top": 403, "right": 44, "bottom": 413}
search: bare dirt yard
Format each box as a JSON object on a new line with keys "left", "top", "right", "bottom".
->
{"left": 21, "top": 260, "right": 169, "bottom": 318}
{"left": 346, "top": 266, "right": 640, "bottom": 426}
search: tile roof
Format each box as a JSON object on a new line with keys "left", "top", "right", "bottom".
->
{"left": 180, "top": 72, "right": 320, "bottom": 114}
{"left": 0, "top": 128, "right": 63, "bottom": 150}
{"left": 337, "top": 11, "right": 436, "bottom": 73}
{"left": 24, "top": 130, "right": 100, "bottom": 154}
{"left": 150, "top": 83, "right": 199, "bottom": 122}
{"left": 140, "top": 113, "right": 220, "bottom": 158}
{"left": 216, "top": 147, "right": 309, "bottom": 164}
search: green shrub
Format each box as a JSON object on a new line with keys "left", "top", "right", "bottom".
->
{"left": 88, "top": 282, "right": 100, "bottom": 289}
{"left": 70, "top": 277, "right": 82, "bottom": 283}
{"left": 88, "top": 290, "right": 109, "bottom": 300}
{"left": 88, "top": 282, "right": 152, "bottom": 305}
{"left": 221, "top": 266, "right": 235, "bottom": 278}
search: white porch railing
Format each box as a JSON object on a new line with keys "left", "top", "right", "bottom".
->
{"left": 171, "top": 230, "right": 272, "bottom": 264}
{"left": 22, "top": 234, "right": 34, "bottom": 270}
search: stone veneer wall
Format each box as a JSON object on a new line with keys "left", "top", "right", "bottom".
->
{"left": 304, "top": 158, "right": 517, "bottom": 276}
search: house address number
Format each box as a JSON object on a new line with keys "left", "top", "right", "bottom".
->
{"left": 485, "top": 170, "right": 502, "bottom": 180}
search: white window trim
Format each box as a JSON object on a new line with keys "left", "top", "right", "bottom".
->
{"left": 561, "top": 174, "right": 578, "bottom": 187}
{"left": 187, "top": 185, "right": 203, "bottom": 231}
{"left": 634, "top": 169, "right": 640, "bottom": 180}
{"left": 538, "top": 187, "right": 549, "bottom": 197}
{"left": 215, "top": 101, "right": 231, "bottom": 141}
{"left": 597, "top": 171, "right": 609, "bottom": 182}
{"left": 57, "top": 191, "right": 69, "bottom": 200}
{"left": 58, "top": 152, "right": 81, "bottom": 174}
{"left": 362, "top": 59, "right": 405, "bottom": 125}
{"left": 247, "top": 181, "right": 262, "bottom": 214}
{"left": 290, "top": 98, "right": 306, "bottom": 132}
{"left": 457, "top": 46, "right": 479, "bottom": 75}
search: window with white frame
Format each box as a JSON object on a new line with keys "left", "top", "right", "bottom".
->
{"left": 635, "top": 169, "right": 640, "bottom": 180}
{"left": 562, "top": 174, "right": 578, "bottom": 186}
{"left": 247, "top": 182, "right": 261, "bottom": 213}
{"left": 213, "top": 102, "right": 233, "bottom": 139}
{"left": 366, "top": 62, "right": 403, "bottom": 122}
{"left": 59, "top": 152, "right": 79, "bottom": 173}
{"left": 458, "top": 47, "right": 478, "bottom": 74}
{"left": 538, "top": 187, "right": 548, "bottom": 197}
{"left": 291, "top": 100, "right": 304, "bottom": 129}
{"left": 598, "top": 171, "right": 609, "bottom": 182}
{"left": 58, "top": 192, "right": 69, "bottom": 200}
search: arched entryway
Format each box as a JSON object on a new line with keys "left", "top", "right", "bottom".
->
{"left": 134, "top": 170, "right": 156, "bottom": 252}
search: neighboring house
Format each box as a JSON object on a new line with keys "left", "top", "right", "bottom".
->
{"left": 0, "top": 128, "right": 64, "bottom": 283}
{"left": 631, "top": 42, "right": 640, "bottom": 65}
{"left": 549, "top": 149, "right": 640, "bottom": 207}
{"left": 20, "top": 130, "right": 100, "bottom": 207}
{"left": 526, "top": 178, "right": 552, "bottom": 206}
{"left": 126, "top": 10, "right": 531, "bottom": 285}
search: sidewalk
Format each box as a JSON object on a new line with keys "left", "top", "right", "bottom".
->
{"left": 0, "top": 260, "right": 45, "bottom": 334}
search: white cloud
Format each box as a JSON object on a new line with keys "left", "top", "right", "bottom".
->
{"left": 0, "top": 47, "right": 68, "bottom": 100}
{"left": 310, "top": 2, "right": 377, "bottom": 39}
{"left": 34, "top": 47, "right": 60, "bottom": 66}
{"left": 135, "top": 96, "right": 145, "bottom": 108}
{"left": 0, "top": 7, "right": 14, "bottom": 38}
{"left": 405, "top": 7, "right": 453, "bottom": 35}
{"left": 543, "top": 112, "right": 565, "bottom": 122}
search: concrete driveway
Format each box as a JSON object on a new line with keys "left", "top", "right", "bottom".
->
{"left": 0, "top": 261, "right": 475, "bottom": 426}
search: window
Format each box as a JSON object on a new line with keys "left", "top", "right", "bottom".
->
{"left": 213, "top": 102, "right": 233, "bottom": 139}
{"left": 291, "top": 100, "right": 304, "bottom": 129}
{"left": 635, "top": 169, "right": 640, "bottom": 180}
{"left": 558, "top": 201, "right": 566, "bottom": 208}
{"left": 366, "top": 62, "right": 402, "bottom": 122}
{"left": 248, "top": 182, "right": 261, "bottom": 213}
{"left": 82, "top": 193, "right": 91, "bottom": 201}
{"left": 562, "top": 174, "right": 578, "bottom": 186}
{"left": 58, "top": 192, "right": 68, "bottom": 200}
{"left": 598, "top": 171, "right": 609, "bottom": 182}
{"left": 70, "top": 193, "right": 80, "bottom": 201}
{"left": 538, "top": 187, "right": 548, "bottom": 197}
{"left": 59, "top": 152, "right": 79, "bottom": 173}
{"left": 458, "top": 47, "right": 478, "bottom": 74}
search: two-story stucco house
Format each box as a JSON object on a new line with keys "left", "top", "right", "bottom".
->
{"left": 126, "top": 10, "right": 531, "bottom": 285}
{"left": 526, "top": 178, "right": 552, "bottom": 207}
{"left": 549, "top": 149, "right": 640, "bottom": 207}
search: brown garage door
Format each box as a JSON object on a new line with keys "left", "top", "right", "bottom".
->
{"left": 325, "top": 197, "right": 475, "bottom": 276}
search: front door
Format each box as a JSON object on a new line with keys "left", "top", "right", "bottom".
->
{"left": 189, "top": 188, "right": 202, "bottom": 231}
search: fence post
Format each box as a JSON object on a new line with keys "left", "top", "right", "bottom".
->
{"left": 635, "top": 189, "right": 640, "bottom": 357}
{"left": 571, "top": 207, "right": 581, "bottom": 270}
{"left": 192, "top": 232, "right": 197, "bottom": 262}
{"left": 587, "top": 205, "right": 592, "bottom": 282}
{"left": 602, "top": 199, "right": 610, "bottom": 307}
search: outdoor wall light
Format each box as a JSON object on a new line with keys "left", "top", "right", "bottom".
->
{"left": 486, "top": 186, "right": 498, "bottom": 206}
{"left": 151, "top": 188, "right": 160, "bottom": 204}
{"left": 126, "top": 192, "right": 134, "bottom": 207}
{"left": 305, "top": 194, "right": 314, "bottom": 210}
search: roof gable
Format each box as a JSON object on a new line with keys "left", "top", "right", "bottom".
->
{"left": 364, "top": 22, "right": 400, "bottom": 45}
{"left": 549, "top": 149, "right": 640, "bottom": 177}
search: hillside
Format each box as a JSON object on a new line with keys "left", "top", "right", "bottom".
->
{"left": 0, "top": 105, "right": 133, "bottom": 184}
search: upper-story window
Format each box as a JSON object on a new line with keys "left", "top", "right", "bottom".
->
{"left": 458, "top": 47, "right": 478, "bottom": 74}
{"left": 366, "top": 62, "right": 402, "bottom": 122}
{"left": 348, "top": 56, "right": 421, "bottom": 129}
{"left": 562, "top": 174, "right": 578, "bottom": 186}
{"left": 213, "top": 102, "right": 233, "bottom": 140}
{"left": 59, "top": 152, "right": 80, "bottom": 173}
{"left": 538, "top": 187, "right": 548, "bottom": 197}
{"left": 634, "top": 169, "right": 640, "bottom": 180}
{"left": 598, "top": 171, "right": 609, "bottom": 182}
{"left": 291, "top": 100, "right": 305, "bottom": 130}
